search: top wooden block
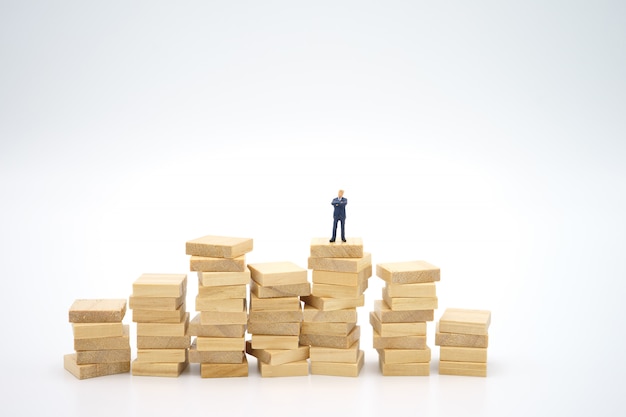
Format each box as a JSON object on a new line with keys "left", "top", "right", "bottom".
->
{"left": 376, "top": 261, "right": 440, "bottom": 284}
{"left": 69, "top": 299, "right": 127, "bottom": 323}
{"left": 247, "top": 262, "right": 308, "bottom": 286}
{"left": 439, "top": 308, "right": 491, "bottom": 335}
{"left": 186, "top": 235, "right": 253, "bottom": 259}
{"left": 310, "top": 238, "right": 363, "bottom": 258}
{"left": 132, "top": 274, "right": 187, "bottom": 297}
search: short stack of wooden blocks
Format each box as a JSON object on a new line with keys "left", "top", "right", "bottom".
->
{"left": 372, "top": 261, "right": 440, "bottom": 376}
{"left": 65, "top": 299, "right": 131, "bottom": 379}
{"left": 301, "top": 237, "right": 371, "bottom": 377}
{"left": 130, "top": 273, "right": 190, "bottom": 377}
{"left": 436, "top": 308, "right": 491, "bottom": 377}
{"left": 187, "top": 235, "right": 253, "bottom": 378}
{"left": 246, "top": 262, "right": 310, "bottom": 377}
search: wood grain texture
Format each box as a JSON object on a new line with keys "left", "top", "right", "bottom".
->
{"left": 382, "top": 287, "right": 438, "bottom": 311}
{"left": 196, "top": 296, "right": 245, "bottom": 312}
{"left": 245, "top": 341, "right": 310, "bottom": 366}
{"left": 136, "top": 336, "right": 191, "bottom": 349}
{"left": 301, "top": 294, "right": 364, "bottom": 311}
{"left": 247, "top": 262, "right": 308, "bottom": 286}
{"left": 311, "top": 350, "right": 364, "bottom": 377}
{"left": 74, "top": 326, "right": 130, "bottom": 351}
{"left": 439, "top": 346, "right": 488, "bottom": 363}
{"left": 250, "top": 334, "right": 300, "bottom": 350}
{"left": 373, "top": 329, "right": 427, "bottom": 349}
{"left": 435, "top": 324, "right": 489, "bottom": 348}
{"left": 247, "top": 321, "right": 301, "bottom": 336}
{"left": 439, "top": 360, "right": 487, "bottom": 377}
{"left": 250, "top": 280, "right": 311, "bottom": 298}
{"left": 136, "top": 313, "right": 189, "bottom": 337}
{"left": 257, "top": 359, "right": 309, "bottom": 377}
{"left": 196, "top": 336, "right": 246, "bottom": 352}
{"left": 301, "top": 321, "right": 356, "bottom": 337}
{"left": 129, "top": 294, "right": 185, "bottom": 311}
{"left": 188, "top": 313, "right": 246, "bottom": 337}
{"left": 136, "top": 349, "right": 188, "bottom": 363}
{"left": 312, "top": 266, "right": 372, "bottom": 286}
{"left": 132, "top": 303, "right": 186, "bottom": 323}
{"left": 185, "top": 235, "right": 253, "bottom": 259}
{"left": 374, "top": 300, "right": 434, "bottom": 323}
{"left": 75, "top": 348, "right": 131, "bottom": 365}
{"left": 197, "top": 284, "right": 247, "bottom": 299}
{"left": 302, "top": 305, "right": 357, "bottom": 323}
{"left": 190, "top": 256, "right": 246, "bottom": 272}
{"left": 249, "top": 293, "right": 301, "bottom": 312}
{"left": 189, "top": 343, "right": 245, "bottom": 364}
{"left": 69, "top": 299, "right": 127, "bottom": 323}
{"left": 309, "top": 341, "right": 359, "bottom": 363}
{"left": 72, "top": 322, "right": 124, "bottom": 339}
{"left": 299, "top": 326, "right": 360, "bottom": 349}
{"left": 64, "top": 354, "right": 129, "bottom": 380}
{"left": 312, "top": 280, "right": 367, "bottom": 299}
{"left": 200, "top": 356, "right": 248, "bottom": 378}
{"left": 369, "top": 312, "right": 427, "bottom": 337}
{"left": 385, "top": 282, "right": 436, "bottom": 298}
{"left": 200, "top": 309, "right": 248, "bottom": 325}
{"left": 310, "top": 237, "right": 364, "bottom": 258}
{"left": 132, "top": 274, "right": 187, "bottom": 297}
{"left": 308, "top": 253, "right": 372, "bottom": 273}
{"left": 376, "top": 261, "right": 440, "bottom": 284}
{"left": 248, "top": 310, "right": 303, "bottom": 324}
{"left": 377, "top": 347, "right": 431, "bottom": 364}
{"left": 131, "top": 359, "right": 188, "bottom": 377}
{"left": 197, "top": 271, "right": 250, "bottom": 287}
{"left": 438, "top": 308, "right": 491, "bottom": 335}
{"left": 379, "top": 359, "right": 430, "bottom": 376}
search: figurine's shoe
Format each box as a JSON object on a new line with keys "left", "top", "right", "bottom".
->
{"left": 329, "top": 239, "right": 335, "bottom": 243}
{"left": 342, "top": 239, "right": 347, "bottom": 242}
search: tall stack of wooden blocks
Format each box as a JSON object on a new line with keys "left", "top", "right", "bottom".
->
{"left": 301, "top": 237, "right": 370, "bottom": 377}
{"left": 246, "top": 262, "right": 310, "bottom": 377}
{"left": 187, "top": 235, "right": 253, "bottom": 378}
{"left": 372, "top": 261, "right": 440, "bottom": 376}
{"left": 436, "top": 308, "right": 491, "bottom": 377}
{"left": 65, "top": 299, "right": 131, "bottom": 379}
{"left": 130, "top": 273, "right": 190, "bottom": 377}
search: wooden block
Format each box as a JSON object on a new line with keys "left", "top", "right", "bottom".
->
{"left": 247, "top": 262, "right": 308, "bottom": 286}
{"left": 246, "top": 341, "right": 310, "bottom": 365}
{"left": 374, "top": 300, "right": 434, "bottom": 323}
{"left": 132, "top": 273, "right": 187, "bottom": 297}
{"left": 435, "top": 324, "right": 489, "bottom": 348}
{"left": 385, "top": 282, "right": 436, "bottom": 298}
{"left": 190, "top": 255, "right": 245, "bottom": 272}
{"left": 310, "top": 237, "right": 364, "bottom": 258}
{"left": 376, "top": 260, "right": 440, "bottom": 284}
{"left": 64, "top": 354, "right": 129, "bottom": 379}
{"left": 311, "top": 350, "right": 364, "bottom": 377}
{"left": 136, "top": 313, "right": 189, "bottom": 337}
{"left": 379, "top": 358, "right": 430, "bottom": 376}
{"left": 69, "top": 299, "right": 127, "bottom": 323}
{"left": 136, "top": 349, "right": 188, "bottom": 363}
{"left": 440, "top": 346, "right": 488, "bottom": 363}
{"left": 75, "top": 348, "right": 131, "bottom": 365}
{"left": 197, "top": 284, "right": 247, "bottom": 299}
{"left": 196, "top": 296, "right": 245, "bottom": 312}
{"left": 250, "top": 334, "right": 300, "bottom": 350}
{"left": 310, "top": 341, "right": 359, "bottom": 363}
{"left": 186, "top": 235, "right": 253, "bottom": 259}
{"left": 201, "top": 356, "right": 248, "bottom": 378}
{"left": 73, "top": 322, "right": 124, "bottom": 339}
{"left": 190, "top": 343, "right": 245, "bottom": 364}
{"left": 302, "top": 305, "right": 357, "bottom": 323}
{"left": 198, "top": 271, "right": 250, "bottom": 287}
{"left": 312, "top": 265, "right": 372, "bottom": 286}
{"left": 137, "top": 336, "right": 191, "bottom": 349}
{"left": 373, "top": 329, "right": 426, "bottom": 349}
{"left": 439, "top": 308, "right": 491, "bottom": 335}
{"left": 132, "top": 303, "right": 186, "bottom": 323}
{"left": 129, "top": 294, "right": 185, "bottom": 311}
{"left": 439, "top": 360, "right": 487, "bottom": 377}
{"left": 188, "top": 314, "right": 246, "bottom": 337}
{"left": 248, "top": 310, "right": 303, "bottom": 323}
{"left": 74, "top": 326, "right": 130, "bottom": 351}
{"left": 299, "top": 326, "right": 360, "bottom": 349}
{"left": 382, "top": 287, "right": 438, "bottom": 311}
{"left": 247, "top": 321, "right": 301, "bottom": 336}
{"left": 250, "top": 280, "right": 311, "bottom": 298}
{"left": 312, "top": 280, "right": 367, "bottom": 299}
{"left": 377, "top": 347, "right": 431, "bottom": 364}
{"left": 301, "top": 294, "right": 364, "bottom": 311}
{"left": 369, "top": 312, "right": 426, "bottom": 337}
{"left": 249, "top": 293, "right": 301, "bottom": 312}
{"left": 308, "top": 253, "right": 372, "bottom": 273}
{"left": 200, "top": 309, "right": 248, "bottom": 325}
{"left": 301, "top": 321, "right": 356, "bottom": 337}
{"left": 196, "top": 336, "right": 246, "bottom": 351}
{"left": 131, "top": 359, "right": 188, "bottom": 377}
{"left": 258, "top": 359, "right": 309, "bottom": 377}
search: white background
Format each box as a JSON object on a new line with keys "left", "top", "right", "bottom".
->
{"left": 1, "top": 1, "right": 625, "bottom": 416}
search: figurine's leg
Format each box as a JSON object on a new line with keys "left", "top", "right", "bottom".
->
{"left": 330, "top": 218, "right": 338, "bottom": 242}
{"left": 340, "top": 218, "right": 346, "bottom": 242}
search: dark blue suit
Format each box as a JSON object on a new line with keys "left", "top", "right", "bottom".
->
{"left": 331, "top": 197, "right": 347, "bottom": 241}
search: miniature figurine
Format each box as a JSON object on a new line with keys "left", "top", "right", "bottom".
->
{"left": 330, "top": 189, "right": 347, "bottom": 242}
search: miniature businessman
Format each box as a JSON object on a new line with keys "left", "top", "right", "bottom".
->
{"left": 330, "top": 189, "right": 347, "bottom": 242}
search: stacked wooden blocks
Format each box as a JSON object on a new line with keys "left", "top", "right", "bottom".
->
{"left": 436, "top": 308, "right": 491, "bottom": 377}
{"left": 246, "top": 262, "right": 310, "bottom": 377}
{"left": 187, "top": 235, "right": 253, "bottom": 378}
{"left": 65, "top": 299, "right": 131, "bottom": 379}
{"left": 130, "top": 273, "right": 190, "bottom": 377}
{"left": 372, "top": 261, "right": 440, "bottom": 376}
{"left": 301, "top": 237, "right": 371, "bottom": 377}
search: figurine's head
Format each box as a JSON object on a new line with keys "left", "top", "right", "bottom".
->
{"left": 338, "top": 189, "right": 344, "bottom": 198}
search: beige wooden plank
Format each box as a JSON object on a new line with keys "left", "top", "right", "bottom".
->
{"left": 189, "top": 342, "right": 245, "bottom": 364}
{"left": 188, "top": 313, "right": 246, "bottom": 337}
{"left": 245, "top": 341, "right": 310, "bottom": 365}
{"left": 131, "top": 359, "right": 188, "bottom": 377}
{"left": 439, "top": 346, "right": 488, "bottom": 363}
{"left": 302, "top": 305, "right": 357, "bottom": 323}
{"left": 435, "top": 324, "right": 489, "bottom": 348}
{"left": 136, "top": 336, "right": 191, "bottom": 349}
{"left": 250, "top": 280, "right": 311, "bottom": 298}
{"left": 74, "top": 326, "right": 130, "bottom": 351}
{"left": 311, "top": 350, "right": 364, "bottom": 377}
{"left": 301, "top": 294, "right": 364, "bottom": 311}
{"left": 309, "top": 341, "right": 359, "bottom": 363}
{"left": 198, "top": 271, "right": 250, "bottom": 287}
{"left": 186, "top": 235, "right": 253, "bottom": 259}
{"left": 196, "top": 296, "right": 245, "bottom": 312}
{"left": 248, "top": 310, "right": 303, "bottom": 323}
{"left": 310, "top": 237, "right": 364, "bottom": 258}
{"left": 75, "top": 348, "right": 131, "bottom": 365}
{"left": 379, "top": 358, "right": 430, "bottom": 376}
{"left": 385, "top": 282, "right": 436, "bottom": 298}
{"left": 373, "top": 329, "right": 426, "bottom": 349}
{"left": 299, "top": 326, "right": 360, "bottom": 349}
{"left": 132, "top": 273, "right": 187, "bottom": 297}
{"left": 197, "top": 284, "right": 247, "bottom": 299}
{"left": 201, "top": 356, "right": 248, "bottom": 378}
{"left": 64, "top": 354, "right": 129, "bottom": 380}
{"left": 439, "top": 308, "right": 491, "bottom": 335}
{"left": 301, "top": 321, "right": 356, "bottom": 337}
{"left": 308, "top": 253, "right": 372, "bottom": 273}
{"left": 250, "top": 334, "right": 300, "bottom": 350}
{"left": 247, "top": 262, "right": 308, "bottom": 286}
{"left": 132, "top": 303, "right": 186, "bottom": 323}
{"left": 249, "top": 293, "right": 301, "bottom": 312}
{"left": 247, "top": 321, "right": 301, "bottom": 336}
{"left": 196, "top": 336, "right": 246, "bottom": 352}
{"left": 377, "top": 347, "right": 431, "bottom": 364}
{"left": 382, "top": 287, "right": 438, "bottom": 311}
{"left": 190, "top": 255, "right": 245, "bottom": 272}
{"left": 136, "top": 349, "right": 188, "bottom": 363}
{"left": 439, "top": 360, "right": 487, "bottom": 377}
{"left": 312, "top": 280, "right": 367, "bottom": 299}
{"left": 257, "top": 359, "right": 309, "bottom": 377}
{"left": 374, "top": 299, "right": 434, "bottom": 322}
{"left": 312, "top": 265, "right": 372, "bottom": 286}
{"left": 376, "top": 261, "right": 440, "bottom": 284}
{"left": 369, "top": 312, "right": 427, "bottom": 337}
{"left": 72, "top": 322, "right": 124, "bottom": 339}
{"left": 69, "top": 299, "right": 127, "bottom": 323}
{"left": 200, "top": 309, "right": 248, "bottom": 325}
{"left": 136, "top": 313, "right": 189, "bottom": 337}
{"left": 129, "top": 294, "right": 185, "bottom": 311}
